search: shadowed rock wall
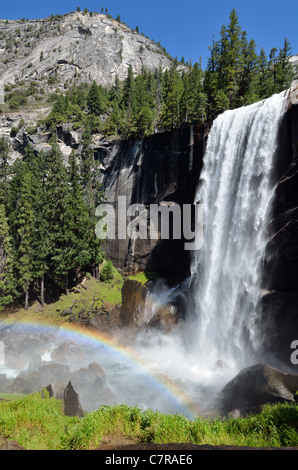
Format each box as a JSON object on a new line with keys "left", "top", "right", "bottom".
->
{"left": 98, "top": 124, "right": 209, "bottom": 282}
{"left": 259, "top": 103, "right": 298, "bottom": 369}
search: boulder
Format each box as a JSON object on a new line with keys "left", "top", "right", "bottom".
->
{"left": 120, "top": 279, "right": 149, "bottom": 329}
{"left": 24, "top": 363, "right": 71, "bottom": 391}
{"left": 147, "top": 304, "right": 180, "bottom": 333}
{"left": 60, "top": 308, "right": 72, "bottom": 317}
{"left": 218, "top": 363, "right": 298, "bottom": 416}
{"left": 45, "top": 381, "right": 84, "bottom": 417}
{"left": 51, "top": 340, "right": 85, "bottom": 364}
{"left": 69, "top": 363, "right": 114, "bottom": 412}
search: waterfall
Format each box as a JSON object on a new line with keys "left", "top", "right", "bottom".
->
{"left": 190, "top": 90, "right": 289, "bottom": 372}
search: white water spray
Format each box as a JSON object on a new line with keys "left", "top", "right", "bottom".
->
{"left": 190, "top": 91, "right": 289, "bottom": 373}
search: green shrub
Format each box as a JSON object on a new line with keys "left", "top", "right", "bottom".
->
{"left": 10, "top": 127, "right": 18, "bottom": 137}
{"left": 100, "top": 260, "right": 114, "bottom": 282}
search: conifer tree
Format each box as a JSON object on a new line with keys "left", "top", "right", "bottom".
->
{"left": 0, "top": 137, "right": 11, "bottom": 206}
{"left": 122, "top": 65, "right": 135, "bottom": 125}
{"left": 0, "top": 204, "right": 16, "bottom": 310}
{"left": 87, "top": 81, "right": 108, "bottom": 115}
{"left": 44, "top": 141, "right": 73, "bottom": 294}
{"left": 275, "top": 38, "right": 295, "bottom": 92}
{"left": 160, "top": 66, "right": 184, "bottom": 130}
{"left": 67, "top": 149, "right": 93, "bottom": 280}
{"left": 257, "top": 48, "right": 274, "bottom": 99}
{"left": 15, "top": 170, "right": 35, "bottom": 310}
{"left": 24, "top": 145, "right": 50, "bottom": 306}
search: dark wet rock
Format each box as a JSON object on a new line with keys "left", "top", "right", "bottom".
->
{"left": 147, "top": 304, "right": 180, "bottom": 333}
{"left": 45, "top": 381, "right": 84, "bottom": 417}
{"left": 60, "top": 308, "right": 72, "bottom": 317}
{"left": 218, "top": 363, "right": 298, "bottom": 416}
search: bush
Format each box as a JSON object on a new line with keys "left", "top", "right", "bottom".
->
{"left": 10, "top": 127, "right": 18, "bottom": 137}
{"left": 100, "top": 260, "right": 114, "bottom": 282}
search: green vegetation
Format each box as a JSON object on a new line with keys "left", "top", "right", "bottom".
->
{"left": 0, "top": 393, "right": 298, "bottom": 450}
{"left": 41, "top": 8, "right": 296, "bottom": 139}
{"left": 7, "top": 267, "right": 153, "bottom": 325}
{"left": 0, "top": 129, "right": 105, "bottom": 310}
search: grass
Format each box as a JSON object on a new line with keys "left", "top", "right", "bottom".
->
{"left": 4, "top": 267, "right": 155, "bottom": 327}
{"left": 1, "top": 393, "right": 298, "bottom": 450}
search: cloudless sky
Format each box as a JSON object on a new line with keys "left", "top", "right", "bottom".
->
{"left": 1, "top": 0, "right": 297, "bottom": 69}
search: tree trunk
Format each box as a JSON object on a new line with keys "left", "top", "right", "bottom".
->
{"left": 25, "top": 289, "right": 29, "bottom": 311}
{"left": 95, "top": 265, "right": 99, "bottom": 280}
{"left": 41, "top": 273, "right": 45, "bottom": 307}
{"left": 65, "top": 273, "right": 70, "bottom": 296}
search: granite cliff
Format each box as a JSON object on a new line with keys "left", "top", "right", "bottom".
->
{"left": 0, "top": 11, "right": 174, "bottom": 91}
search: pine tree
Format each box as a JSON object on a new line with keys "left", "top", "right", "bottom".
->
{"left": 122, "top": 65, "right": 135, "bottom": 125}
{"left": 257, "top": 48, "right": 274, "bottom": 99}
{"left": 24, "top": 145, "right": 50, "bottom": 307}
{"left": 87, "top": 81, "right": 108, "bottom": 115}
{"left": 105, "top": 99, "right": 124, "bottom": 135}
{"left": 15, "top": 170, "right": 35, "bottom": 310}
{"left": 44, "top": 141, "right": 73, "bottom": 294}
{"left": 275, "top": 38, "right": 295, "bottom": 92}
{"left": 0, "top": 204, "right": 16, "bottom": 310}
{"left": 160, "top": 66, "right": 184, "bottom": 130}
{"left": 181, "top": 61, "right": 207, "bottom": 123}
{"left": 238, "top": 37, "right": 258, "bottom": 105}
{"left": 79, "top": 128, "right": 104, "bottom": 278}
{"left": 67, "top": 149, "right": 93, "bottom": 280}
{"left": 269, "top": 47, "right": 278, "bottom": 93}
{"left": 0, "top": 137, "right": 11, "bottom": 206}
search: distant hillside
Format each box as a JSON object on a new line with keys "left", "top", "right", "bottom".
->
{"left": 0, "top": 11, "right": 174, "bottom": 91}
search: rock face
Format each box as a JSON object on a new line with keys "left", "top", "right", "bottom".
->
{"left": 98, "top": 124, "right": 208, "bottom": 280}
{"left": 120, "top": 279, "right": 150, "bottom": 328}
{"left": 218, "top": 363, "right": 298, "bottom": 416}
{"left": 0, "top": 12, "right": 173, "bottom": 90}
{"left": 45, "top": 381, "right": 84, "bottom": 417}
{"left": 258, "top": 103, "right": 298, "bottom": 368}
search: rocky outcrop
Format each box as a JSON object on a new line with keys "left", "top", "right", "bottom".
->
{"left": 147, "top": 304, "right": 180, "bottom": 333}
{"left": 45, "top": 381, "right": 84, "bottom": 417}
{"left": 0, "top": 12, "right": 173, "bottom": 90}
{"left": 120, "top": 279, "right": 150, "bottom": 328}
{"left": 218, "top": 363, "right": 298, "bottom": 416}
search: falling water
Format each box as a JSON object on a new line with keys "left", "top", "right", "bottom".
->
{"left": 190, "top": 90, "right": 289, "bottom": 373}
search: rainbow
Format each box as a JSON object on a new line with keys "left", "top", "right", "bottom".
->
{"left": 0, "top": 319, "right": 197, "bottom": 418}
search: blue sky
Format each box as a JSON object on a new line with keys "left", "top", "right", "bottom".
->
{"left": 1, "top": 0, "right": 297, "bottom": 69}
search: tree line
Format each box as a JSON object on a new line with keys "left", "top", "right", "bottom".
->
{"left": 0, "top": 130, "right": 104, "bottom": 311}
{"left": 44, "top": 9, "right": 296, "bottom": 139}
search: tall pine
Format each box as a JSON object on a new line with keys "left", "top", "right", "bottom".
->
{"left": 0, "top": 204, "right": 16, "bottom": 310}
{"left": 15, "top": 170, "right": 35, "bottom": 310}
